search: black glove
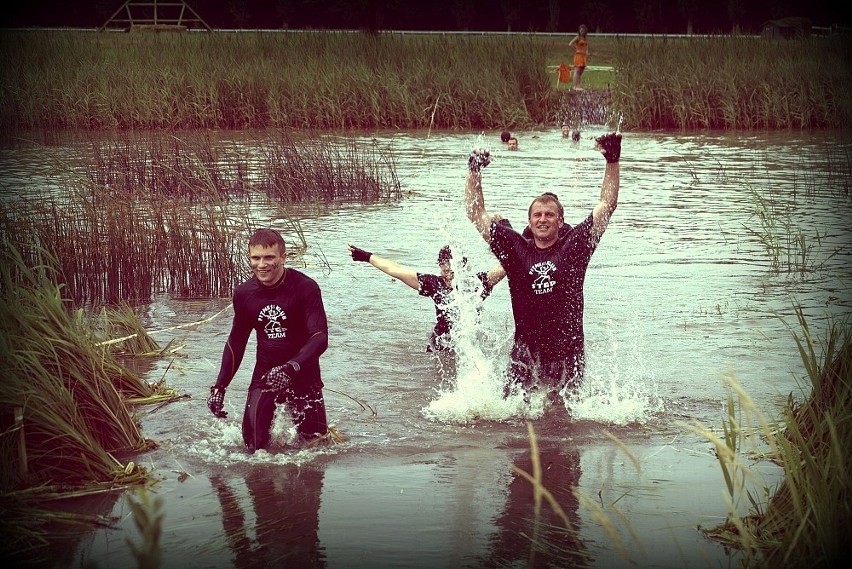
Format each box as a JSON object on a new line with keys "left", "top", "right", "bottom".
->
{"left": 595, "top": 132, "right": 622, "bottom": 163}
{"left": 350, "top": 245, "right": 372, "bottom": 263}
{"left": 468, "top": 149, "right": 491, "bottom": 173}
{"left": 263, "top": 361, "right": 299, "bottom": 392}
{"left": 207, "top": 387, "right": 227, "bottom": 418}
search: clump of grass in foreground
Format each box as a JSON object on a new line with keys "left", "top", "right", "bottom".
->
{"left": 0, "top": 244, "right": 187, "bottom": 561}
{"left": 691, "top": 306, "right": 850, "bottom": 567}
{"left": 0, "top": 245, "right": 156, "bottom": 491}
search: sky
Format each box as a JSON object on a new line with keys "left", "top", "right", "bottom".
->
{"left": 0, "top": 0, "right": 846, "bottom": 34}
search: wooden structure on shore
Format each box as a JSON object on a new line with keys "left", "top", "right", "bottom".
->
{"left": 98, "top": 1, "right": 212, "bottom": 32}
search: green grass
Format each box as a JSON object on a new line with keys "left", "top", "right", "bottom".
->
{"left": 0, "top": 30, "right": 556, "bottom": 131}
{"left": 4, "top": 30, "right": 847, "bottom": 131}
{"left": 612, "top": 35, "right": 852, "bottom": 129}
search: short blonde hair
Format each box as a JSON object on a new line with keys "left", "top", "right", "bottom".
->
{"left": 527, "top": 192, "right": 563, "bottom": 221}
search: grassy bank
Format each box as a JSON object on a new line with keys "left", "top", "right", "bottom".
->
{"left": 0, "top": 244, "right": 186, "bottom": 559}
{"left": 1, "top": 30, "right": 849, "bottom": 132}
{"left": 612, "top": 35, "right": 852, "bottom": 130}
{"left": 0, "top": 30, "right": 553, "bottom": 132}
{"left": 691, "top": 307, "right": 850, "bottom": 567}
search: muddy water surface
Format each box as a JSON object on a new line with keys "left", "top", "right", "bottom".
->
{"left": 4, "top": 128, "right": 850, "bottom": 568}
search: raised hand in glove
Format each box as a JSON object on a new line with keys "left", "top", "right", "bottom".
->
{"left": 468, "top": 149, "right": 491, "bottom": 173}
{"left": 262, "top": 361, "right": 300, "bottom": 392}
{"left": 207, "top": 387, "right": 228, "bottom": 418}
{"left": 349, "top": 244, "right": 372, "bottom": 263}
{"left": 595, "top": 132, "right": 622, "bottom": 163}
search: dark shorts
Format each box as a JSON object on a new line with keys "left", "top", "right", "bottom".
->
{"left": 505, "top": 342, "right": 584, "bottom": 397}
{"left": 242, "top": 384, "right": 328, "bottom": 451}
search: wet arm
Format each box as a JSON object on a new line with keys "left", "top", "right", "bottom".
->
{"left": 486, "top": 263, "right": 506, "bottom": 287}
{"left": 213, "top": 326, "right": 251, "bottom": 390}
{"left": 289, "top": 330, "right": 329, "bottom": 371}
{"left": 368, "top": 254, "right": 420, "bottom": 290}
{"left": 592, "top": 162, "right": 620, "bottom": 238}
{"left": 289, "top": 286, "right": 330, "bottom": 372}
{"left": 465, "top": 171, "right": 494, "bottom": 243}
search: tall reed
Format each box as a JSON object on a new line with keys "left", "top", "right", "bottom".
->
{"left": 0, "top": 191, "right": 249, "bottom": 306}
{"left": 0, "top": 30, "right": 555, "bottom": 131}
{"left": 0, "top": 130, "right": 401, "bottom": 305}
{"left": 693, "top": 306, "right": 850, "bottom": 567}
{"left": 612, "top": 35, "right": 852, "bottom": 130}
{"left": 743, "top": 184, "right": 840, "bottom": 275}
{"left": 258, "top": 130, "right": 401, "bottom": 203}
{"left": 0, "top": 244, "right": 154, "bottom": 493}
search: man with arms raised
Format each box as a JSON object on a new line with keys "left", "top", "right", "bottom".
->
{"left": 464, "top": 132, "right": 622, "bottom": 401}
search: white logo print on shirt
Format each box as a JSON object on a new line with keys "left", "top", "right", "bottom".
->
{"left": 258, "top": 304, "right": 287, "bottom": 339}
{"left": 529, "top": 261, "right": 556, "bottom": 295}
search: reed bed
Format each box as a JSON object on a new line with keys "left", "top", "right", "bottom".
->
{"left": 0, "top": 245, "right": 155, "bottom": 493}
{"left": 0, "top": 130, "right": 400, "bottom": 305}
{"left": 612, "top": 35, "right": 852, "bottom": 130}
{"left": 0, "top": 191, "right": 249, "bottom": 306}
{"left": 691, "top": 307, "right": 850, "bottom": 567}
{"left": 83, "top": 132, "right": 253, "bottom": 202}
{"left": 75, "top": 130, "right": 401, "bottom": 203}
{"left": 0, "top": 244, "right": 189, "bottom": 561}
{"left": 258, "top": 130, "right": 401, "bottom": 202}
{"left": 0, "top": 30, "right": 555, "bottom": 131}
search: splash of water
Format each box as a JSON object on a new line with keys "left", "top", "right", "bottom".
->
{"left": 419, "top": 244, "right": 663, "bottom": 426}
{"left": 420, "top": 243, "right": 538, "bottom": 424}
{"left": 570, "top": 317, "right": 665, "bottom": 425}
{"left": 185, "top": 410, "right": 339, "bottom": 465}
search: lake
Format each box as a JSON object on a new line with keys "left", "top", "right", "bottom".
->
{"left": 3, "top": 127, "right": 850, "bottom": 568}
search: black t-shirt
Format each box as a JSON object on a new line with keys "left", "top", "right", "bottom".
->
{"left": 490, "top": 213, "right": 598, "bottom": 373}
{"left": 417, "top": 271, "right": 494, "bottom": 350}
{"left": 216, "top": 268, "right": 328, "bottom": 390}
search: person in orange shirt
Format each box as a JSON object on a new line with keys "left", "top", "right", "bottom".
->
{"left": 569, "top": 24, "right": 588, "bottom": 90}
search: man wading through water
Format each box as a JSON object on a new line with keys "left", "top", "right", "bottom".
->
{"left": 463, "top": 132, "right": 622, "bottom": 402}
{"left": 207, "top": 228, "right": 335, "bottom": 453}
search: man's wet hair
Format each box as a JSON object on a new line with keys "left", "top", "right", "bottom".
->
{"left": 437, "top": 245, "right": 467, "bottom": 267}
{"left": 528, "top": 192, "right": 564, "bottom": 220}
{"left": 500, "top": 131, "right": 511, "bottom": 143}
{"left": 249, "top": 228, "right": 286, "bottom": 254}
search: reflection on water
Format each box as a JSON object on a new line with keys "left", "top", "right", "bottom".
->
{"left": 211, "top": 466, "right": 325, "bottom": 568}
{"left": 2, "top": 128, "right": 849, "bottom": 568}
{"left": 480, "top": 442, "right": 587, "bottom": 568}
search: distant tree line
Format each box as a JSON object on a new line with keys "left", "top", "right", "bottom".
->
{"left": 2, "top": 0, "right": 846, "bottom": 34}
